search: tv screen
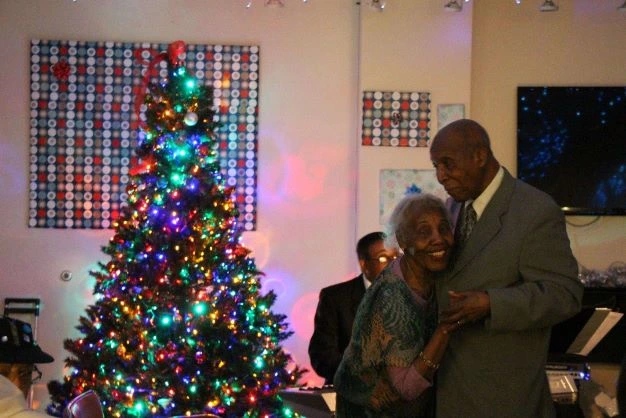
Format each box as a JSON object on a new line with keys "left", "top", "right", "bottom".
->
{"left": 517, "top": 86, "right": 626, "bottom": 216}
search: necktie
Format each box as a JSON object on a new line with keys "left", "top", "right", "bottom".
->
{"left": 456, "top": 202, "right": 477, "bottom": 247}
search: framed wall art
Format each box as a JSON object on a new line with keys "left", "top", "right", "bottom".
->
{"left": 437, "top": 103, "right": 465, "bottom": 131}
{"left": 362, "top": 90, "right": 431, "bottom": 147}
{"left": 379, "top": 169, "right": 448, "bottom": 225}
{"left": 29, "top": 39, "right": 259, "bottom": 230}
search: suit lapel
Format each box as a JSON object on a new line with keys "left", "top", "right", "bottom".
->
{"left": 350, "top": 275, "right": 366, "bottom": 315}
{"left": 448, "top": 169, "right": 516, "bottom": 279}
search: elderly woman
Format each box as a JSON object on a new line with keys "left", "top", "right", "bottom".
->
{"left": 334, "top": 193, "right": 455, "bottom": 417}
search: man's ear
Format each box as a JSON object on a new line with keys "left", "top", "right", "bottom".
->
{"left": 475, "top": 147, "right": 488, "bottom": 167}
{"left": 358, "top": 258, "right": 367, "bottom": 273}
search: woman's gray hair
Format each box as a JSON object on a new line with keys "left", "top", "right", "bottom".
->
{"left": 384, "top": 193, "right": 450, "bottom": 251}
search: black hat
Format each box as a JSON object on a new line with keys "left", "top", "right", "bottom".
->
{"left": 0, "top": 317, "right": 54, "bottom": 364}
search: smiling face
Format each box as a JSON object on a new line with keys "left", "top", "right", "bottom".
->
{"left": 404, "top": 209, "right": 454, "bottom": 277}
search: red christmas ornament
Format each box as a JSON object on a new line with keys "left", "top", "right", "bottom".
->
{"left": 198, "top": 144, "right": 210, "bottom": 156}
{"left": 52, "top": 60, "right": 71, "bottom": 81}
{"left": 111, "top": 390, "right": 123, "bottom": 401}
{"left": 233, "top": 245, "right": 251, "bottom": 257}
{"left": 129, "top": 156, "right": 155, "bottom": 176}
{"left": 156, "top": 349, "right": 168, "bottom": 362}
{"left": 167, "top": 40, "right": 186, "bottom": 65}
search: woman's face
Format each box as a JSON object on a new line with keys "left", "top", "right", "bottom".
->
{"left": 406, "top": 209, "right": 453, "bottom": 274}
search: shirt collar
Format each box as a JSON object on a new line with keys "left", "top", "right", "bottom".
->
{"left": 469, "top": 166, "right": 504, "bottom": 220}
{"left": 363, "top": 275, "right": 372, "bottom": 289}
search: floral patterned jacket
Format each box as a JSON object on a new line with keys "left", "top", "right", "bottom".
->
{"left": 334, "top": 259, "right": 438, "bottom": 417}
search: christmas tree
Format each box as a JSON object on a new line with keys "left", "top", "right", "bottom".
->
{"left": 47, "top": 41, "right": 302, "bottom": 418}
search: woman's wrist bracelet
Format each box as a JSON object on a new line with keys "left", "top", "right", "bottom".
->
{"left": 418, "top": 351, "right": 439, "bottom": 370}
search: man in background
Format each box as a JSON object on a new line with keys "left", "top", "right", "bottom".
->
{"left": 308, "top": 232, "right": 395, "bottom": 385}
{"left": 0, "top": 316, "right": 54, "bottom": 417}
{"left": 429, "top": 119, "right": 583, "bottom": 418}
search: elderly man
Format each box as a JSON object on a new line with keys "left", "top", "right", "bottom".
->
{"left": 429, "top": 119, "right": 583, "bottom": 418}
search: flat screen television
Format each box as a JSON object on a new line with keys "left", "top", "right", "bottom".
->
{"left": 517, "top": 86, "right": 626, "bottom": 216}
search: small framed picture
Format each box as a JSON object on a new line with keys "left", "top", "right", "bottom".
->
{"left": 362, "top": 90, "right": 431, "bottom": 147}
{"left": 437, "top": 104, "right": 465, "bottom": 131}
{"left": 379, "top": 169, "right": 448, "bottom": 225}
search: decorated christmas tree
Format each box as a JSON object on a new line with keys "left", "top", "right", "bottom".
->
{"left": 47, "top": 41, "right": 302, "bottom": 418}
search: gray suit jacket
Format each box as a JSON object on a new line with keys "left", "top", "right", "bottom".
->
{"left": 436, "top": 169, "right": 583, "bottom": 418}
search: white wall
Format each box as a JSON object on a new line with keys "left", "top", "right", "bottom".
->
{"left": 356, "top": 1, "right": 472, "bottom": 236}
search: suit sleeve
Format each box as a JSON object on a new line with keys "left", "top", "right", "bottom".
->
{"left": 487, "top": 201, "right": 584, "bottom": 331}
{"left": 308, "top": 288, "right": 343, "bottom": 382}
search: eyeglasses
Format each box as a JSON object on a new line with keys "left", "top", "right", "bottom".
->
{"left": 15, "top": 364, "right": 42, "bottom": 383}
{"left": 366, "top": 255, "right": 396, "bottom": 264}
{"left": 31, "top": 365, "right": 42, "bottom": 384}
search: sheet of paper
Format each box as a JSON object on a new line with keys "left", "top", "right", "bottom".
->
{"left": 567, "top": 308, "right": 624, "bottom": 356}
{"left": 548, "top": 374, "right": 578, "bottom": 394}
{"left": 321, "top": 392, "right": 336, "bottom": 412}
